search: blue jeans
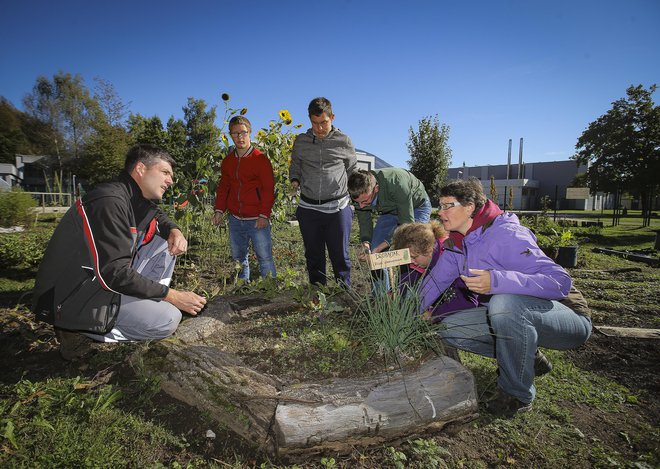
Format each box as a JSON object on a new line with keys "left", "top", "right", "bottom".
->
{"left": 439, "top": 294, "right": 592, "bottom": 403}
{"left": 371, "top": 198, "right": 432, "bottom": 292}
{"left": 228, "top": 216, "right": 276, "bottom": 280}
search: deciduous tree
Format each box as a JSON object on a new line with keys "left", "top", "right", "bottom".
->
{"left": 574, "top": 84, "right": 659, "bottom": 224}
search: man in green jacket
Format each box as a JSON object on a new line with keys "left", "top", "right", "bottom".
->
{"left": 348, "top": 168, "right": 431, "bottom": 290}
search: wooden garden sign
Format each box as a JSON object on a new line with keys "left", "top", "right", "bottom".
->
{"left": 367, "top": 248, "right": 411, "bottom": 270}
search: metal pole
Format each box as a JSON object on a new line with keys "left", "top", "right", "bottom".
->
{"left": 553, "top": 185, "right": 558, "bottom": 222}
{"left": 518, "top": 138, "right": 524, "bottom": 179}
{"left": 507, "top": 139, "right": 512, "bottom": 180}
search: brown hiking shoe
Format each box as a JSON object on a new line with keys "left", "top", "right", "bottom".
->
{"left": 54, "top": 328, "right": 93, "bottom": 361}
{"left": 486, "top": 389, "right": 533, "bottom": 417}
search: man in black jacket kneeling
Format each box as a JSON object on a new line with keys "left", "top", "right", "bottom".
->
{"left": 33, "top": 144, "right": 206, "bottom": 360}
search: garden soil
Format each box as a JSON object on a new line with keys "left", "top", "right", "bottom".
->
{"left": 0, "top": 266, "right": 658, "bottom": 467}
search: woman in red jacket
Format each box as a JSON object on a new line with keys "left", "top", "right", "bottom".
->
{"left": 213, "top": 116, "right": 276, "bottom": 280}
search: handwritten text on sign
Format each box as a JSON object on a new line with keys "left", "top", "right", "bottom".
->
{"left": 367, "top": 248, "right": 411, "bottom": 270}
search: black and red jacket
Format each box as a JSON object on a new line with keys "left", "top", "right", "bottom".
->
{"left": 32, "top": 171, "right": 178, "bottom": 333}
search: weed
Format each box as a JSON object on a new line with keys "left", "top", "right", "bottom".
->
{"left": 386, "top": 445, "right": 408, "bottom": 469}
{"left": 319, "top": 456, "right": 337, "bottom": 468}
{"left": 409, "top": 438, "right": 452, "bottom": 468}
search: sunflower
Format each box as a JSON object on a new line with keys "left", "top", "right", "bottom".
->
{"left": 221, "top": 93, "right": 230, "bottom": 101}
{"left": 278, "top": 109, "right": 292, "bottom": 124}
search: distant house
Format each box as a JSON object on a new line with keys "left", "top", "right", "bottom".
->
{"left": 0, "top": 163, "right": 19, "bottom": 190}
{"left": 355, "top": 148, "right": 392, "bottom": 171}
{"left": 0, "top": 154, "right": 54, "bottom": 191}
{"left": 447, "top": 159, "right": 605, "bottom": 211}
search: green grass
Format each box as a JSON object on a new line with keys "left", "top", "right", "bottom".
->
{"left": 0, "top": 215, "right": 659, "bottom": 467}
{"left": 0, "top": 378, "right": 188, "bottom": 467}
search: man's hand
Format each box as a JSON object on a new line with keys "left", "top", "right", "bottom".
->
{"left": 212, "top": 211, "right": 224, "bottom": 226}
{"left": 165, "top": 288, "right": 207, "bottom": 316}
{"left": 255, "top": 217, "right": 269, "bottom": 229}
{"left": 289, "top": 180, "right": 300, "bottom": 196}
{"left": 167, "top": 228, "right": 188, "bottom": 256}
{"left": 357, "top": 242, "right": 371, "bottom": 262}
{"left": 460, "top": 269, "right": 491, "bottom": 295}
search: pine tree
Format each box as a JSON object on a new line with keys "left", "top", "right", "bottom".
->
{"left": 406, "top": 115, "right": 452, "bottom": 203}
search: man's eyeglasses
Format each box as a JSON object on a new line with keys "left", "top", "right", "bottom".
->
{"left": 230, "top": 131, "right": 249, "bottom": 138}
{"left": 438, "top": 201, "right": 462, "bottom": 211}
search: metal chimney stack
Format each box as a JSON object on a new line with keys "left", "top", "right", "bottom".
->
{"left": 507, "top": 139, "right": 512, "bottom": 180}
{"left": 517, "top": 138, "right": 524, "bottom": 179}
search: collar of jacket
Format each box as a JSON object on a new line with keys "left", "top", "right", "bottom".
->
{"left": 448, "top": 199, "right": 503, "bottom": 250}
{"left": 118, "top": 171, "right": 160, "bottom": 232}
{"left": 310, "top": 126, "right": 336, "bottom": 144}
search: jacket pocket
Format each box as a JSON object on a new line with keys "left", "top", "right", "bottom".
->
{"left": 55, "top": 268, "right": 121, "bottom": 334}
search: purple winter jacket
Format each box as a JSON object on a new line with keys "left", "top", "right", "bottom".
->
{"left": 419, "top": 212, "right": 572, "bottom": 313}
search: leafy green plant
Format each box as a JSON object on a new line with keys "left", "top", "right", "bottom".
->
{"left": 0, "top": 188, "right": 37, "bottom": 227}
{"left": 520, "top": 214, "right": 561, "bottom": 235}
{"left": 0, "top": 229, "right": 53, "bottom": 268}
{"left": 386, "top": 446, "right": 408, "bottom": 469}
{"left": 254, "top": 109, "right": 303, "bottom": 222}
{"left": 409, "top": 438, "right": 451, "bottom": 468}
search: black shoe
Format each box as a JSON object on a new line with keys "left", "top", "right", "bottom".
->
{"left": 55, "top": 328, "right": 93, "bottom": 361}
{"left": 534, "top": 349, "right": 553, "bottom": 376}
{"left": 486, "top": 389, "right": 533, "bottom": 417}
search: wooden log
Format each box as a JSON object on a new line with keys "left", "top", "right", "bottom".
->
{"left": 595, "top": 326, "right": 660, "bottom": 339}
{"left": 141, "top": 341, "right": 282, "bottom": 454}
{"left": 273, "top": 356, "right": 478, "bottom": 455}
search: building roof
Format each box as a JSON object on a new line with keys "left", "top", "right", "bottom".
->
{"left": 356, "top": 148, "right": 392, "bottom": 169}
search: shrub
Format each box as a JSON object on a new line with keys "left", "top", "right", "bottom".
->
{"left": 520, "top": 214, "right": 561, "bottom": 235}
{"left": 0, "top": 188, "right": 37, "bottom": 227}
{"left": 0, "top": 230, "right": 52, "bottom": 268}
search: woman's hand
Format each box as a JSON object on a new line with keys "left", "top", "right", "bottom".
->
{"left": 461, "top": 269, "right": 491, "bottom": 294}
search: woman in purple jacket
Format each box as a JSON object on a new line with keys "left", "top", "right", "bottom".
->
{"left": 419, "top": 178, "right": 591, "bottom": 416}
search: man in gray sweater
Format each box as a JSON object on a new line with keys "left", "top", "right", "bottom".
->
{"left": 289, "top": 97, "right": 357, "bottom": 286}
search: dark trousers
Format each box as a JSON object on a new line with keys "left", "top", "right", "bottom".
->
{"left": 296, "top": 205, "right": 352, "bottom": 286}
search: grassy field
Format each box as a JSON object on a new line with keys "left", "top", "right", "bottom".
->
{"left": 0, "top": 212, "right": 658, "bottom": 468}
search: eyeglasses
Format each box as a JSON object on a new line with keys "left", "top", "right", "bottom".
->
{"left": 438, "top": 201, "right": 462, "bottom": 211}
{"left": 230, "top": 131, "right": 249, "bottom": 138}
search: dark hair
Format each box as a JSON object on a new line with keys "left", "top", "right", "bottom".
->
{"left": 308, "top": 97, "right": 333, "bottom": 117}
{"left": 124, "top": 144, "right": 175, "bottom": 173}
{"left": 348, "top": 170, "right": 376, "bottom": 199}
{"left": 392, "top": 221, "right": 446, "bottom": 254}
{"left": 439, "top": 177, "right": 486, "bottom": 216}
{"left": 229, "top": 115, "right": 252, "bottom": 132}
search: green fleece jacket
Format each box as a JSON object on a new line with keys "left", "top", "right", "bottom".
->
{"left": 355, "top": 168, "right": 429, "bottom": 244}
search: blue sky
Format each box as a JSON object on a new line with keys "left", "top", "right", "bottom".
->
{"left": 1, "top": 0, "right": 658, "bottom": 169}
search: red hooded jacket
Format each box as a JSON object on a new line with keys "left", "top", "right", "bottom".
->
{"left": 214, "top": 147, "right": 275, "bottom": 218}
